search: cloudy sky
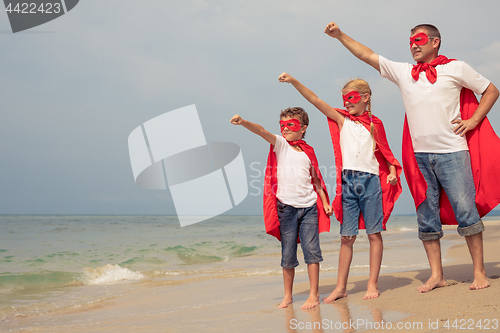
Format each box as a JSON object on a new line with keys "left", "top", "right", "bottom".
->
{"left": 1, "top": 0, "right": 500, "bottom": 217}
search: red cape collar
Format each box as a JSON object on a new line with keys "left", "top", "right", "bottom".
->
{"left": 411, "top": 55, "right": 456, "bottom": 83}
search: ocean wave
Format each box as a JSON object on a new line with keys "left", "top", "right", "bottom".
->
{"left": 163, "top": 245, "right": 195, "bottom": 253}
{"left": 0, "top": 264, "right": 145, "bottom": 297}
{"left": 120, "top": 256, "right": 167, "bottom": 267}
{"left": 162, "top": 242, "right": 261, "bottom": 264}
{"left": 0, "top": 271, "right": 82, "bottom": 300}
{"left": 230, "top": 245, "right": 258, "bottom": 256}
{"left": 152, "top": 267, "right": 292, "bottom": 279}
{"left": 82, "top": 264, "right": 144, "bottom": 285}
{"left": 176, "top": 253, "right": 226, "bottom": 265}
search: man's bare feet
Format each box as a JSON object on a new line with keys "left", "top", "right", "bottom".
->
{"left": 470, "top": 275, "right": 489, "bottom": 290}
{"left": 300, "top": 295, "right": 320, "bottom": 310}
{"left": 363, "top": 283, "right": 380, "bottom": 300}
{"left": 417, "top": 275, "right": 446, "bottom": 293}
{"left": 278, "top": 297, "right": 293, "bottom": 308}
{"left": 322, "top": 287, "right": 347, "bottom": 302}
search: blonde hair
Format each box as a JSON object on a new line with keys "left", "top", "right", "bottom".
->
{"left": 343, "top": 79, "right": 377, "bottom": 151}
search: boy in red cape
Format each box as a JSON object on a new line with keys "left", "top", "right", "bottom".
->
{"left": 230, "top": 108, "right": 332, "bottom": 310}
{"left": 325, "top": 21, "right": 500, "bottom": 293}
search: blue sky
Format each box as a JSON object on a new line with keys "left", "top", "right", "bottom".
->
{"left": 1, "top": 0, "right": 500, "bottom": 216}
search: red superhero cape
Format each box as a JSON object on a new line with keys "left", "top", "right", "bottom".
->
{"left": 327, "top": 109, "right": 403, "bottom": 229}
{"left": 403, "top": 89, "right": 500, "bottom": 224}
{"left": 263, "top": 138, "right": 330, "bottom": 241}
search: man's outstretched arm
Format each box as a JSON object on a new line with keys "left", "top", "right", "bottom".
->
{"left": 324, "top": 21, "right": 380, "bottom": 72}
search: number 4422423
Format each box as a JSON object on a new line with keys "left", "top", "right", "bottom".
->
{"left": 5, "top": 2, "right": 62, "bottom": 14}
{"left": 443, "top": 319, "right": 498, "bottom": 330}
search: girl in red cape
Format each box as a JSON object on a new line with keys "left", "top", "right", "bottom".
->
{"left": 279, "top": 73, "right": 402, "bottom": 301}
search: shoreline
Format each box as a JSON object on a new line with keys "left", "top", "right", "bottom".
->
{"left": 2, "top": 220, "right": 499, "bottom": 332}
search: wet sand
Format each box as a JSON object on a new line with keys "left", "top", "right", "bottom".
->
{"left": 3, "top": 221, "right": 499, "bottom": 332}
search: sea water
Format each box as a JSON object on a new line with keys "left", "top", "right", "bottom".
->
{"left": 0, "top": 214, "right": 459, "bottom": 325}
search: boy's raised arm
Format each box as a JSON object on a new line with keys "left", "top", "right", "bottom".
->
{"left": 230, "top": 115, "right": 276, "bottom": 146}
{"left": 324, "top": 21, "right": 380, "bottom": 72}
{"left": 278, "top": 73, "right": 344, "bottom": 126}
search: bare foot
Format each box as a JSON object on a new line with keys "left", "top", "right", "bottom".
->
{"left": 417, "top": 276, "right": 446, "bottom": 293}
{"left": 300, "top": 295, "right": 320, "bottom": 310}
{"left": 322, "top": 288, "right": 347, "bottom": 302}
{"left": 470, "top": 275, "right": 489, "bottom": 290}
{"left": 363, "top": 283, "right": 380, "bottom": 300}
{"left": 278, "top": 297, "right": 293, "bottom": 308}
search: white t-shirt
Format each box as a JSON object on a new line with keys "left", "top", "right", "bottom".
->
{"left": 379, "top": 56, "right": 490, "bottom": 153}
{"left": 273, "top": 135, "right": 317, "bottom": 208}
{"left": 340, "top": 117, "right": 379, "bottom": 175}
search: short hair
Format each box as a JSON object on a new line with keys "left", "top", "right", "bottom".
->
{"left": 280, "top": 106, "right": 309, "bottom": 138}
{"left": 411, "top": 24, "right": 441, "bottom": 51}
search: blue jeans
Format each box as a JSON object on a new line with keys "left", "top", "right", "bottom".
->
{"left": 277, "top": 200, "right": 323, "bottom": 269}
{"left": 415, "top": 151, "right": 484, "bottom": 241}
{"left": 341, "top": 170, "right": 384, "bottom": 236}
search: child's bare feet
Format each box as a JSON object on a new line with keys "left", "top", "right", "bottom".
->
{"left": 300, "top": 295, "right": 320, "bottom": 309}
{"left": 417, "top": 275, "right": 446, "bottom": 293}
{"left": 278, "top": 296, "right": 293, "bottom": 308}
{"left": 470, "top": 275, "right": 489, "bottom": 290}
{"left": 322, "top": 287, "right": 347, "bottom": 302}
{"left": 363, "top": 283, "right": 380, "bottom": 300}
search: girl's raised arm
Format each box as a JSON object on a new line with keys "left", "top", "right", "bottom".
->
{"left": 279, "top": 73, "right": 344, "bottom": 126}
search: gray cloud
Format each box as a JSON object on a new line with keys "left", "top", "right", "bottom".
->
{"left": 1, "top": 0, "right": 499, "bottom": 216}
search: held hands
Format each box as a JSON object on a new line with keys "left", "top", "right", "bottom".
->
{"left": 278, "top": 72, "right": 294, "bottom": 83}
{"left": 324, "top": 21, "right": 341, "bottom": 38}
{"left": 452, "top": 118, "right": 479, "bottom": 137}
{"left": 230, "top": 114, "right": 245, "bottom": 126}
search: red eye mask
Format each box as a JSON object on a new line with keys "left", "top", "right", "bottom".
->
{"left": 410, "top": 32, "right": 429, "bottom": 47}
{"left": 342, "top": 91, "right": 361, "bottom": 106}
{"left": 279, "top": 118, "right": 301, "bottom": 132}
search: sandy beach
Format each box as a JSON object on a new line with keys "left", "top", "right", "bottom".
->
{"left": 3, "top": 220, "right": 499, "bottom": 332}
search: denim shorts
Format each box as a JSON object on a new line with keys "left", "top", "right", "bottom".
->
{"left": 415, "top": 151, "right": 484, "bottom": 241}
{"left": 277, "top": 200, "right": 323, "bottom": 269}
{"left": 340, "top": 170, "right": 384, "bottom": 236}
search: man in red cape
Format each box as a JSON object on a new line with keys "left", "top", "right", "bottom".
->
{"left": 327, "top": 109, "right": 403, "bottom": 230}
{"left": 403, "top": 86, "right": 500, "bottom": 224}
{"left": 324, "top": 21, "right": 500, "bottom": 293}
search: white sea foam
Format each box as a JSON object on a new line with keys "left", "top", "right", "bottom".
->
{"left": 398, "top": 227, "right": 415, "bottom": 232}
{"left": 83, "top": 264, "right": 144, "bottom": 285}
